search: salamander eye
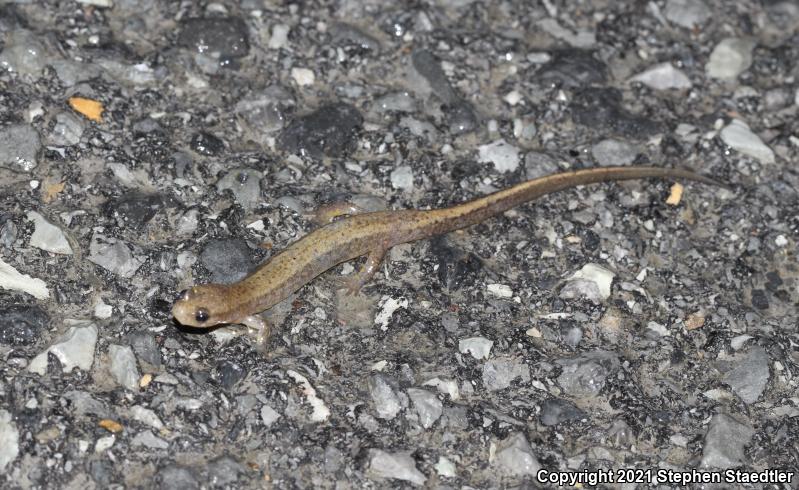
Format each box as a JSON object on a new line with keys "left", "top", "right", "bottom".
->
{"left": 195, "top": 308, "right": 209, "bottom": 323}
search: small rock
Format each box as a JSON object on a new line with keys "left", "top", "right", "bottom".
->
{"left": 492, "top": 432, "right": 541, "bottom": 476}
{"left": 374, "top": 91, "right": 417, "bottom": 113}
{"left": 591, "top": 139, "right": 639, "bottom": 167}
{"left": 26, "top": 211, "right": 72, "bottom": 254}
{"left": 330, "top": 22, "right": 381, "bottom": 52}
{"left": 108, "top": 344, "right": 140, "bottom": 391}
{"left": 390, "top": 165, "right": 414, "bottom": 190}
{"left": 434, "top": 456, "right": 456, "bottom": 478}
{"left": 63, "top": 390, "right": 112, "bottom": 418}
{"left": 291, "top": 67, "right": 315, "bottom": 86}
{"left": 556, "top": 350, "right": 620, "bottom": 397}
{"left": 630, "top": 62, "right": 691, "bottom": 90}
{"left": 560, "top": 263, "right": 615, "bottom": 303}
{"left": 157, "top": 465, "right": 200, "bottom": 490}
{"left": 190, "top": 131, "right": 224, "bottom": 156}
{"left": 539, "top": 49, "right": 607, "bottom": 87}
{"left": 131, "top": 430, "right": 168, "bottom": 449}
{"left": 0, "top": 258, "right": 49, "bottom": 299}
{"left": 570, "top": 87, "right": 661, "bottom": 137}
{"left": 199, "top": 238, "right": 254, "bottom": 284}
{"left": 178, "top": 17, "right": 250, "bottom": 59}
{"left": 278, "top": 103, "right": 363, "bottom": 159}
{"left": 216, "top": 168, "right": 263, "bottom": 211}
{"left": 88, "top": 233, "right": 145, "bottom": 278}
{"left": 421, "top": 377, "right": 460, "bottom": 400}
{"left": 127, "top": 332, "right": 161, "bottom": 368}
{"left": 0, "top": 30, "right": 48, "bottom": 77}
{"left": 486, "top": 283, "right": 513, "bottom": 298}
{"left": 367, "top": 449, "right": 427, "bottom": 486}
{"left": 29, "top": 321, "right": 99, "bottom": 375}
{"left": 48, "top": 112, "right": 85, "bottom": 146}
{"left": 0, "top": 305, "right": 48, "bottom": 345}
{"left": 539, "top": 398, "right": 585, "bottom": 426}
{"left": 478, "top": 139, "right": 520, "bottom": 172}
{"left": 215, "top": 360, "right": 247, "bottom": 390}
{"left": 706, "top": 38, "right": 756, "bottom": 80}
{"left": 410, "top": 49, "right": 456, "bottom": 103}
{"left": 446, "top": 100, "right": 479, "bottom": 135}
{"left": 700, "top": 413, "right": 754, "bottom": 468}
{"left": 107, "top": 192, "right": 164, "bottom": 229}
{"left": 720, "top": 346, "right": 769, "bottom": 404}
{"left": 719, "top": 119, "right": 775, "bottom": 164}
{"left": 268, "top": 24, "right": 290, "bottom": 49}
{"left": 0, "top": 124, "right": 41, "bottom": 171}
{"left": 207, "top": 457, "right": 244, "bottom": 487}
{"left": 459, "top": 337, "right": 493, "bottom": 360}
{"left": 482, "top": 356, "right": 530, "bottom": 391}
{"left": 129, "top": 406, "right": 164, "bottom": 430}
{"left": 0, "top": 409, "right": 19, "bottom": 473}
{"left": 537, "top": 18, "right": 595, "bottom": 48}
{"left": 406, "top": 388, "right": 443, "bottom": 429}
{"left": 369, "top": 374, "right": 406, "bottom": 420}
{"left": 664, "top": 0, "right": 712, "bottom": 28}
{"left": 261, "top": 405, "right": 281, "bottom": 426}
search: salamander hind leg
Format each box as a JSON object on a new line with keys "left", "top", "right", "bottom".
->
{"left": 341, "top": 248, "right": 387, "bottom": 296}
{"left": 242, "top": 315, "right": 272, "bottom": 346}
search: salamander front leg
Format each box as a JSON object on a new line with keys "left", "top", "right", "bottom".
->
{"left": 342, "top": 248, "right": 387, "bottom": 295}
{"left": 313, "top": 202, "right": 367, "bottom": 225}
{"left": 242, "top": 315, "right": 271, "bottom": 345}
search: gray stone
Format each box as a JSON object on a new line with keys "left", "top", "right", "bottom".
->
{"left": 26, "top": 211, "right": 73, "bottom": 255}
{"left": 591, "top": 139, "right": 639, "bottom": 167}
{"left": 719, "top": 119, "right": 775, "bottom": 164}
{"left": 0, "top": 409, "right": 19, "bottom": 473}
{"left": 374, "top": 91, "right": 417, "bottom": 113}
{"left": 482, "top": 356, "right": 530, "bottom": 391}
{"left": 493, "top": 432, "right": 541, "bottom": 477}
{"left": 207, "top": 456, "right": 244, "bottom": 487}
{"left": 88, "top": 233, "right": 144, "bottom": 278}
{"left": 540, "top": 398, "right": 585, "bottom": 426}
{"left": 390, "top": 165, "right": 414, "bottom": 190}
{"left": 261, "top": 405, "right": 281, "bottom": 426}
{"left": 700, "top": 413, "right": 754, "bottom": 468}
{"left": 368, "top": 374, "right": 406, "bottom": 420}
{"left": 277, "top": 103, "right": 363, "bottom": 159}
{"left": 478, "top": 139, "right": 520, "bottom": 173}
{"left": 199, "top": 238, "right": 254, "bottom": 284}
{"left": 664, "top": 0, "right": 711, "bottom": 28}
{"left": 556, "top": 350, "right": 620, "bottom": 397}
{"left": 48, "top": 112, "right": 85, "bottom": 146}
{"left": 129, "top": 406, "right": 163, "bottom": 430}
{"left": 157, "top": 465, "right": 199, "bottom": 490}
{"left": 216, "top": 168, "right": 263, "bottom": 211}
{"left": 721, "top": 346, "right": 769, "bottom": 404}
{"left": 29, "top": 321, "right": 99, "bottom": 375}
{"left": 630, "top": 62, "right": 691, "bottom": 90}
{"left": 0, "top": 30, "right": 48, "bottom": 76}
{"left": 178, "top": 17, "right": 249, "bottom": 59}
{"left": 406, "top": 388, "right": 442, "bottom": 429}
{"left": 131, "top": 430, "right": 168, "bottom": 449}
{"left": 0, "top": 124, "right": 41, "bottom": 171}
{"left": 706, "top": 38, "right": 756, "bottom": 80}
{"left": 108, "top": 344, "right": 140, "bottom": 391}
{"left": 367, "top": 449, "right": 426, "bottom": 486}
{"left": 458, "top": 336, "right": 493, "bottom": 360}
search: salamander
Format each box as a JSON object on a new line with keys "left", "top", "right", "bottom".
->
{"left": 172, "top": 166, "right": 721, "bottom": 336}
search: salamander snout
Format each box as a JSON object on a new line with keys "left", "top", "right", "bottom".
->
{"left": 171, "top": 285, "right": 228, "bottom": 328}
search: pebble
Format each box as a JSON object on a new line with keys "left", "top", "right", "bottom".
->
{"left": 482, "top": 356, "right": 530, "bottom": 391}
{"left": 410, "top": 49, "right": 457, "bottom": 103}
{"left": 367, "top": 449, "right": 427, "bottom": 486}
{"left": 88, "top": 233, "right": 145, "bottom": 278}
{"left": 492, "top": 432, "right": 541, "bottom": 476}
{"left": 591, "top": 139, "right": 639, "bottom": 167}
{"left": 0, "top": 305, "right": 49, "bottom": 345}
{"left": 664, "top": 0, "right": 711, "bottom": 28}
{"left": 107, "top": 192, "right": 164, "bottom": 229}
{"left": 368, "top": 374, "right": 407, "bottom": 419}
{"left": 48, "top": 112, "right": 85, "bottom": 146}
{"left": 49, "top": 60, "right": 102, "bottom": 87}
{"left": 0, "top": 30, "right": 48, "bottom": 77}
{"left": 570, "top": 88, "right": 661, "bottom": 137}
{"left": 719, "top": 119, "right": 775, "bottom": 164}
{"left": 700, "top": 413, "right": 754, "bottom": 468}
{"left": 199, "top": 238, "right": 254, "bottom": 284}
{"left": 373, "top": 91, "right": 417, "bottom": 113}
{"left": 421, "top": 377, "right": 460, "bottom": 400}
{"left": 131, "top": 430, "right": 169, "bottom": 450}
{"left": 330, "top": 23, "right": 381, "bottom": 53}
{"left": 630, "top": 62, "right": 691, "bottom": 90}
{"left": 268, "top": 24, "right": 290, "bottom": 49}
{"left": 63, "top": 390, "right": 112, "bottom": 418}
{"left": 157, "top": 464, "right": 200, "bottom": 490}
{"left": 458, "top": 336, "right": 493, "bottom": 360}
{"left": 486, "top": 283, "right": 513, "bottom": 298}
{"left": 539, "top": 398, "right": 585, "bottom": 426}
{"left": 178, "top": 17, "right": 250, "bottom": 59}
{"left": 215, "top": 360, "right": 247, "bottom": 390}
{"left": 261, "top": 405, "right": 281, "bottom": 427}
{"left": 0, "top": 124, "right": 41, "bottom": 171}
{"left": 434, "top": 456, "right": 456, "bottom": 478}
{"left": 128, "top": 332, "right": 161, "bottom": 368}
{"left": 26, "top": 211, "right": 72, "bottom": 254}
{"left": 539, "top": 48, "right": 608, "bottom": 87}
{"left": 175, "top": 209, "right": 199, "bottom": 236}
{"left": 556, "top": 350, "right": 619, "bottom": 397}
{"left": 286, "top": 370, "right": 330, "bottom": 422}
{"left": 108, "top": 344, "right": 140, "bottom": 391}
{"left": 477, "top": 139, "right": 520, "bottom": 173}
{"left": 537, "top": 18, "right": 595, "bottom": 48}
{"left": 291, "top": 67, "right": 315, "bottom": 86}
{"left": 446, "top": 100, "right": 479, "bottom": 135}
{"left": 0, "top": 409, "right": 19, "bottom": 472}
{"left": 375, "top": 296, "right": 408, "bottom": 330}
{"left": 94, "top": 435, "right": 115, "bottom": 453}
{"left": 706, "top": 38, "right": 756, "bottom": 80}
{"left": 29, "top": 321, "right": 99, "bottom": 375}
{"left": 406, "top": 388, "right": 443, "bottom": 429}
{"left": 190, "top": 131, "right": 225, "bottom": 156}
{"left": 720, "top": 346, "right": 769, "bottom": 404}
{"left": 0, "top": 258, "right": 49, "bottom": 299}
{"left": 278, "top": 103, "right": 363, "bottom": 158}
{"left": 216, "top": 168, "right": 263, "bottom": 211}
{"left": 390, "top": 165, "right": 414, "bottom": 190}
{"left": 129, "top": 405, "right": 164, "bottom": 430}
{"left": 560, "top": 263, "right": 615, "bottom": 303}
{"left": 207, "top": 457, "right": 244, "bottom": 487}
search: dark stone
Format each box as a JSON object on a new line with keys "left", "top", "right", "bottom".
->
{"left": 106, "top": 192, "right": 164, "bottom": 229}
{"left": 190, "top": 132, "right": 225, "bottom": 157}
{"left": 277, "top": 103, "right": 363, "bottom": 159}
{"left": 157, "top": 465, "right": 200, "bottom": 490}
{"left": 88, "top": 460, "right": 114, "bottom": 487}
{"left": 570, "top": 88, "right": 662, "bottom": 137}
{"left": 539, "top": 398, "right": 585, "bottom": 426}
{"left": 538, "top": 49, "right": 607, "bottom": 87}
{"left": 178, "top": 17, "right": 249, "bottom": 58}
{"left": 764, "top": 271, "right": 782, "bottom": 292}
{"left": 215, "top": 360, "right": 247, "bottom": 391}
{"left": 128, "top": 332, "right": 161, "bottom": 368}
{"left": 411, "top": 49, "right": 457, "bottom": 103}
{"left": 430, "top": 237, "right": 483, "bottom": 291}
{"left": 0, "top": 305, "right": 49, "bottom": 345}
{"left": 446, "top": 100, "right": 479, "bottom": 135}
{"left": 199, "top": 238, "right": 254, "bottom": 284}
{"left": 750, "top": 289, "right": 769, "bottom": 310}
{"left": 580, "top": 229, "right": 600, "bottom": 251}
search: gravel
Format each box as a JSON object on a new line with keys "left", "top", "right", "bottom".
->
{"left": 1, "top": 1, "right": 797, "bottom": 487}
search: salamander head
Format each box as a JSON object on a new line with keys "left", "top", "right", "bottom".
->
{"left": 172, "top": 285, "right": 230, "bottom": 328}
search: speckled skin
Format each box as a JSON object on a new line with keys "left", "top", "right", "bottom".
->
{"left": 172, "top": 166, "right": 719, "bottom": 328}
